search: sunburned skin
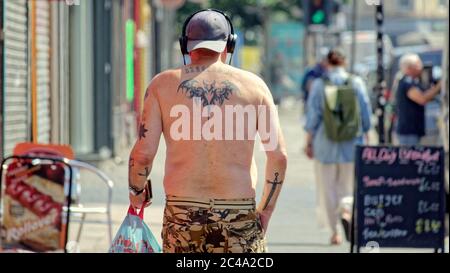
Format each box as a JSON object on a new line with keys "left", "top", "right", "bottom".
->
{"left": 159, "top": 63, "right": 267, "bottom": 199}
{"left": 128, "top": 53, "right": 287, "bottom": 228}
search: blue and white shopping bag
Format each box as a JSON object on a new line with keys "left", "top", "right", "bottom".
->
{"left": 109, "top": 204, "right": 161, "bottom": 253}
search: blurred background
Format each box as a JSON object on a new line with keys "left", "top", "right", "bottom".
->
{"left": 0, "top": 0, "right": 448, "bottom": 160}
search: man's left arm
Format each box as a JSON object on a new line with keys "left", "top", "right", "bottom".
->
{"left": 129, "top": 79, "right": 163, "bottom": 209}
{"left": 256, "top": 79, "right": 288, "bottom": 233}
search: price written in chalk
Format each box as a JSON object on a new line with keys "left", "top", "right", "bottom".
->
{"left": 415, "top": 161, "right": 440, "bottom": 175}
{"left": 417, "top": 201, "right": 439, "bottom": 214}
{"left": 415, "top": 219, "right": 441, "bottom": 235}
{"left": 418, "top": 180, "right": 441, "bottom": 192}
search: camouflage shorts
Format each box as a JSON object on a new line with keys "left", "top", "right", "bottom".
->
{"left": 162, "top": 195, "right": 267, "bottom": 253}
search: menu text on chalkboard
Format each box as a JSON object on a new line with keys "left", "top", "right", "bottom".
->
{"left": 352, "top": 146, "right": 446, "bottom": 252}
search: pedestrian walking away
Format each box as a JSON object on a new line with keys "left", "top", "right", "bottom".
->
{"left": 303, "top": 49, "right": 372, "bottom": 245}
{"left": 127, "top": 8, "right": 287, "bottom": 253}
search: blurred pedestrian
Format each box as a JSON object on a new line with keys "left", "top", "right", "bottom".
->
{"left": 128, "top": 9, "right": 287, "bottom": 253}
{"left": 303, "top": 49, "right": 372, "bottom": 245}
{"left": 300, "top": 50, "right": 329, "bottom": 112}
{"left": 395, "top": 54, "right": 442, "bottom": 146}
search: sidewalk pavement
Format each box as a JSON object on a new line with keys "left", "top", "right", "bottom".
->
{"left": 72, "top": 99, "right": 448, "bottom": 253}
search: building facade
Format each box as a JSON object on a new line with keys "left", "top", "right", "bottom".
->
{"left": 357, "top": 0, "right": 448, "bottom": 19}
{"left": 1, "top": 0, "right": 156, "bottom": 162}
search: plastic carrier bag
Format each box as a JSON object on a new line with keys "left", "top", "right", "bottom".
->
{"left": 109, "top": 204, "right": 161, "bottom": 253}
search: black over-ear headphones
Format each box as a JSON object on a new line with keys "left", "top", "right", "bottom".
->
{"left": 179, "top": 9, "right": 237, "bottom": 56}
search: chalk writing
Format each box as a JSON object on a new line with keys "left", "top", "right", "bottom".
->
{"left": 361, "top": 147, "right": 397, "bottom": 164}
{"left": 399, "top": 148, "right": 440, "bottom": 164}
{"left": 417, "top": 201, "right": 439, "bottom": 215}
{"left": 415, "top": 219, "right": 441, "bottom": 235}
{"left": 355, "top": 146, "right": 445, "bottom": 250}
{"left": 364, "top": 194, "right": 403, "bottom": 207}
{"left": 363, "top": 228, "right": 408, "bottom": 240}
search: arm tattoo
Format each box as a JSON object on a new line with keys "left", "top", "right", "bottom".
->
{"left": 177, "top": 80, "right": 237, "bottom": 106}
{"left": 129, "top": 163, "right": 150, "bottom": 188}
{"left": 138, "top": 167, "right": 150, "bottom": 178}
{"left": 139, "top": 123, "right": 148, "bottom": 140}
{"left": 262, "top": 172, "right": 283, "bottom": 211}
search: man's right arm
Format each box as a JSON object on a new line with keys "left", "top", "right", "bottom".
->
{"left": 128, "top": 74, "right": 163, "bottom": 209}
{"left": 407, "top": 81, "right": 442, "bottom": 106}
{"left": 256, "top": 78, "right": 288, "bottom": 233}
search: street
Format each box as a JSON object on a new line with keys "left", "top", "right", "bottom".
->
{"left": 69, "top": 100, "right": 353, "bottom": 253}
{"left": 70, "top": 99, "right": 447, "bottom": 253}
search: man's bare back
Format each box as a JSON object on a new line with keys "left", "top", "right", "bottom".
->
{"left": 128, "top": 9, "right": 286, "bottom": 254}
{"left": 154, "top": 62, "right": 270, "bottom": 199}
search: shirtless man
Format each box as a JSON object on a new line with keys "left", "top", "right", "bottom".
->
{"left": 128, "top": 9, "right": 287, "bottom": 253}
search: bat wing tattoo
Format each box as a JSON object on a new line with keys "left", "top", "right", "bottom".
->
{"left": 177, "top": 80, "right": 209, "bottom": 106}
{"left": 177, "top": 80, "right": 237, "bottom": 106}
{"left": 210, "top": 80, "right": 236, "bottom": 106}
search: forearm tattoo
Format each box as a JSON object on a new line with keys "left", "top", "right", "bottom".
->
{"left": 177, "top": 80, "right": 237, "bottom": 107}
{"left": 262, "top": 172, "right": 283, "bottom": 211}
{"left": 139, "top": 123, "right": 148, "bottom": 140}
{"left": 129, "top": 165, "right": 150, "bottom": 189}
{"left": 138, "top": 167, "right": 150, "bottom": 178}
{"left": 128, "top": 157, "right": 136, "bottom": 186}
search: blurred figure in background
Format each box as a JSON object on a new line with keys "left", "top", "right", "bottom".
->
{"left": 300, "top": 51, "right": 329, "bottom": 113}
{"left": 395, "top": 54, "right": 442, "bottom": 146}
{"left": 304, "top": 49, "right": 372, "bottom": 245}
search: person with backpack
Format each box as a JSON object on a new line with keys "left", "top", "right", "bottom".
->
{"left": 303, "top": 49, "right": 372, "bottom": 245}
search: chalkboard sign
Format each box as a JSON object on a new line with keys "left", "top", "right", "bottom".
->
{"left": 352, "top": 146, "right": 446, "bottom": 252}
